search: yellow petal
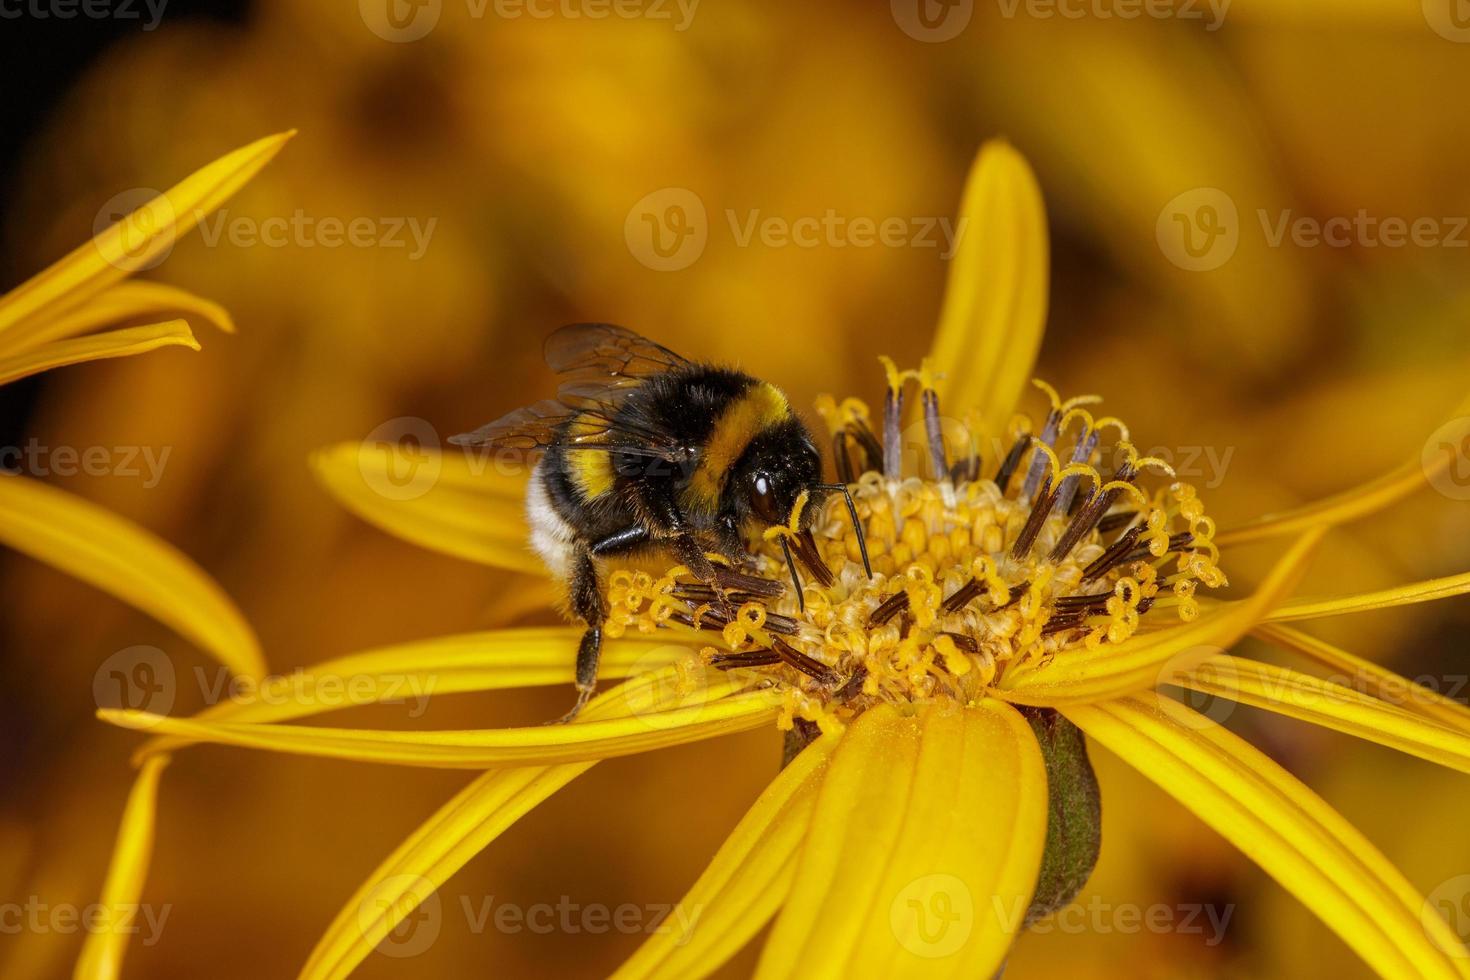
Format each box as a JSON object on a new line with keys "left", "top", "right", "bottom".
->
{"left": 0, "top": 320, "right": 197, "bottom": 386}
{"left": 0, "top": 131, "right": 293, "bottom": 340}
{"left": 71, "top": 756, "right": 169, "bottom": 980}
{"left": 311, "top": 442, "right": 540, "bottom": 574}
{"left": 927, "top": 140, "right": 1049, "bottom": 438}
{"left": 0, "top": 280, "right": 234, "bottom": 359}
{"left": 1065, "top": 693, "right": 1470, "bottom": 978}
{"left": 102, "top": 666, "right": 780, "bottom": 768}
{"left": 1253, "top": 623, "right": 1470, "bottom": 736}
{"left": 757, "top": 701, "right": 1047, "bottom": 979}
{"left": 612, "top": 736, "right": 834, "bottom": 980}
{"left": 0, "top": 474, "right": 264, "bottom": 678}
{"left": 1265, "top": 569, "right": 1470, "bottom": 622}
{"left": 998, "top": 526, "right": 1324, "bottom": 705}
{"left": 1217, "top": 394, "right": 1470, "bottom": 547}
{"left": 133, "top": 629, "right": 702, "bottom": 760}
{"left": 1172, "top": 655, "right": 1470, "bottom": 774}
{"left": 301, "top": 766, "right": 590, "bottom": 980}
{"left": 296, "top": 669, "right": 728, "bottom": 980}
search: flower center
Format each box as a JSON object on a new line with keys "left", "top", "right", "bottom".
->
{"left": 603, "top": 363, "right": 1227, "bottom": 736}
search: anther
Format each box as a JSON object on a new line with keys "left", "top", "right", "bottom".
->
{"left": 1080, "top": 523, "right": 1144, "bottom": 582}
{"left": 709, "top": 649, "right": 782, "bottom": 670}
{"left": 1011, "top": 478, "right": 1059, "bottom": 560}
{"left": 867, "top": 589, "right": 910, "bottom": 627}
{"left": 995, "top": 432, "right": 1031, "bottom": 495}
{"left": 1097, "top": 510, "right": 1139, "bottom": 534}
{"left": 920, "top": 360, "right": 948, "bottom": 482}
{"left": 831, "top": 430, "right": 855, "bottom": 484}
{"left": 1049, "top": 461, "right": 1138, "bottom": 564}
{"left": 1020, "top": 408, "right": 1062, "bottom": 503}
{"left": 1053, "top": 425, "right": 1100, "bottom": 516}
{"left": 879, "top": 356, "right": 906, "bottom": 479}
{"left": 772, "top": 638, "right": 841, "bottom": 686}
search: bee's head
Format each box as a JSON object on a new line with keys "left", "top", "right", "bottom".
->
{"left": 732, "top": 418, "right": 822, "bottom": 529}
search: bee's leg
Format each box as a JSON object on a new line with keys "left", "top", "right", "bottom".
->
{"left": 633, "top": 482, "right": 736, "bottom": 614}
{"left": 557, "top": 545, "right": 607, "bottom": 724}
{"left": 714, "top": 514, "right": 756, "bottom": 572}
{"left": 555, "top": 526, "right": 652, "bottom": 724}
{"left": 669, "top": 533, "right": 737, "bottom": 617}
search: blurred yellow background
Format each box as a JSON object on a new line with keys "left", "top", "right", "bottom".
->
{"left": 4, "top": 1, "right": 1470, "bottom": 977}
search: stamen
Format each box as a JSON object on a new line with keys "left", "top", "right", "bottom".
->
{"left": 949, "top": 456, "right": 981, "bottom": 483}
{"left": 1080, "top": 523, "right": 1144, "bottom": 582}
{"left": 919, "top": 358, "right": 948, "bottom": 482}
{"left": 792, "top": 529, "right": 837, "bottom": 588}
{"left": 879, "top": 356, "right": 907, "bottom": 479}
{"left": 848, "top": 417, "right": 885, "bottom": 473}
{"left": 1097, "top": 510, "right": 1139, "bottom": 534}
{"left": 831, "top": 430, "right": 855, "bottom": 484}
{"left": 994, "top": 431, "right": 1031, "bottom": 494}
{"left": 941, "top": 579, "right": 1026, "bottom": 615}
{"left": 1020, "top": 407, "right": 1062, "bottom": 503}
{"left": 1048, "top": 460, "right": 1138, "bottom": 564}
{"left": 867, "top": 589, "right": 910, "bottom": 627}
{"left": 1053, "top": 425, "right": 1100, "bottom": 516}
{"left": 772, "top": 638, "right": 840, "bottom": 686}
{"left": 669, "top": 606, "right": 801, "bottom": 637}
{"left": 1119, "top": 531, "right": 1195, "bottom": 566}
{"left": 1011, "top": 478, "right": 1059, "bottom": 560}
{"left": 709, "top": 649, "right": 782, "bottom": 670}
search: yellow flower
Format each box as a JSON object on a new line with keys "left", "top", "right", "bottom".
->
{"left": 99, "top": 142, "right": 1470, "bottom": 979}
{"left": 0, "top": 132, "right": 290, "bottom": 980}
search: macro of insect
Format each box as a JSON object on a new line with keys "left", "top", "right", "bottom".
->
{"left": 450, "top": 324, "right": 870, "bottom": 720}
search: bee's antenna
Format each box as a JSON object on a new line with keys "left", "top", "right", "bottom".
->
{"left": 819, "top": 483, "right": 872, "bottom": 579}
{"left": 778, "top": 535, "right": 806, "bottom": 613}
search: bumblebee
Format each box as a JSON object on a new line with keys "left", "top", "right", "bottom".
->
{"left": 450, "top": 323, "right": 869, "bottom": 721}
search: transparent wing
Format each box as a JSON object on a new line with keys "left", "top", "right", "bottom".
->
{"left": 447, "top": 399, "right": 575, "bottom": 451}
{"left": 450, "top": 324, "right": 694, "bottom": 460}
{"left": 543, "top": 323, "right": 691, "bottom": 381}
{"left": 449, "top": 397, "right": 688, "bottom": 461}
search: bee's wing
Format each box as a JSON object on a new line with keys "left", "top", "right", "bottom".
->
{"left": 543, "top": 323, "right": 691, "bottom": 381}
{"left": 447, "top": 399, "right": 574, "bottom": 451}
{"left": 451, "top": 325, "right": 694, "bottom": 459}
{"left": 449, "top": 394, "right": 689, "bottom": 461}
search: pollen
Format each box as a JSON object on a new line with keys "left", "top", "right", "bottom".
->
{"left": 604, "top": 360, "right": 1227, "bottom": 734}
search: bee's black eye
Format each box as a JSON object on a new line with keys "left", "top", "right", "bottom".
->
{"left": 750, "top": 471, "right": 782, "bottom": 523}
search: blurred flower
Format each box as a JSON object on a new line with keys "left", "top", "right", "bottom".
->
{"left": 0, "top": 133, "right": 288, "bottom": 682}
{"left": 0, "top": 131, "right": 289, "bottom": 980}
{"left": 96, "top": 143, "right": 1470, "bottom": 979}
